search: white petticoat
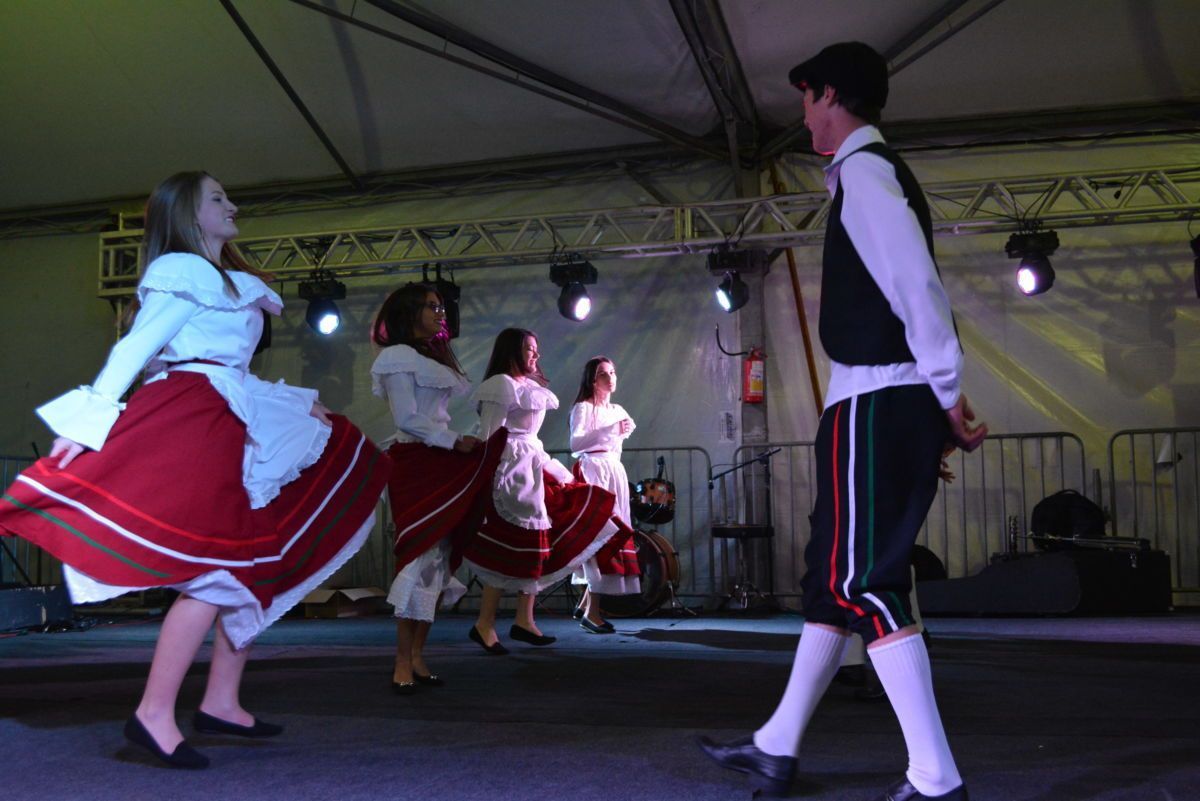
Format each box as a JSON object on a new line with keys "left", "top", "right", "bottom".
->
{"left": 63, "top": 510, "right": 376, "bottom": 650}
{"left": 386, "top": 540, "right": 467, "bottom": 622}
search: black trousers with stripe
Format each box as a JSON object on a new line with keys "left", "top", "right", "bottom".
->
{"left": 800, "top": 384, "right": 948, "bottom": 645}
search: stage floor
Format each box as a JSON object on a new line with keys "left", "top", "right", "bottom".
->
{"left": 1, "top": 611, "right": 1196, "bottom": 800}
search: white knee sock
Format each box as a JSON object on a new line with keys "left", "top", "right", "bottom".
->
{"left": 753, "top": 624, "right": 848, "bottom": 757}
{"left": 870, "top": 633, "right": 962, "bottom": 796}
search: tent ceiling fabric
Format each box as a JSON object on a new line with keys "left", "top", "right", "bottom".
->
{"left": 0, "top": 0, "right": 1197, "bottom": 213}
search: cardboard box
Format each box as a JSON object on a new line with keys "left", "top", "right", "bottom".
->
{"left": 300, "top": 587, "right": 387, "bottom": 619}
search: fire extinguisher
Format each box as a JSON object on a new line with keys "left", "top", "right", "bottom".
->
{"left": 742, "top": 346, "right": 766, "bottom": 404}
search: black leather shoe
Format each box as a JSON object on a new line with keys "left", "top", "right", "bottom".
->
{"left": 875, "top": 778, "right": 968, "bottom": 801}
{"left": 696, "top": 734, "right": 795, "bottom": 796}
{"left": 509, "top": 624, "right": 557, "bottom": 646}
{"left": 572, "top": 603, "right": 585, "bottom": 620}
{"left": 468, "top": 625, "right": 509, "bottom": 655}
{"left": 580, "top": 617, "right": 615, "bottom": 634}
{"left": 193, "top": 710, "right": 284, "bottom": 738}
{"left": 413, "top": 671, "right": 444, "bottom": 687}
{"left": 391, "top": 681, "right": 417, "bottom": 696}
{"left": 124, "top": 715, "right": 210, "bottom": 769}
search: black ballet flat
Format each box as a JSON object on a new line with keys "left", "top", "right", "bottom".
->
{"left": 413, "top": 671, "right": 444, "bottom": 687}
{"left": 509, "top": 624, "right": 557, "bottom": 646}
{"left": 468, "top": 625, "right": 509, "bottom": 655}
{"left": 391, "top": 681, "right": 417, "bottom": 696}
{"left": 572, "top": 602, "right": 585, "bottom": 620}
{"left": 124, "top": 714, "right": 210, "bottom": 769}
{"left": 580, "top": 617, "right": 615, "bottom": 634}
{"left": 193, "top": 710, "right": 284, "bottom": 738}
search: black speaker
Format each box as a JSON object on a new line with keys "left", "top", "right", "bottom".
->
{"left": 0, "top": 584, "right": 73, "bottom": 631}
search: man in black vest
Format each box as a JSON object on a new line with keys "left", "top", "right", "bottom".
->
{"left": 699, "top": 42, "right": 986, "bottom": 801}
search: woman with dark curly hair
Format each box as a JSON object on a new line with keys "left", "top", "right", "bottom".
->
{"left": 370, "top": 282, "right": 506, "bottom": 692}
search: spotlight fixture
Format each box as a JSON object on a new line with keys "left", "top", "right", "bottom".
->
{"left": 1005, "top": 229, "right": 1059, "bottom": 296}
{"left": 298, "top": 270, "right": 347, "bottom": 335}
{"left": 549, "top": 256, "right": 598, "bottom": 322}
{"left": 715, "top": 271, "right": 750, "bottom": 312}
{"left": 707, "top": 247, "right": 765, "bottom": 312}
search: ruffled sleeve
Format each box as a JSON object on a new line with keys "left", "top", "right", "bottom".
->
{"left": 36, "top": 288, "right": 195, "bottom": 451}
{"left": 474, "top": 375, "right": 516, "bottom": 440}
{"left": 370, "top": 345, "right": 469, "bottom": 398}
{"left": 471, "top": 374, "right": 519, "bottom": 409}
{"left": 138, "top": 252, "right": 283, "bottom": 315}
{"left": 513, "top": 381, "right": 559, "bottom": 412}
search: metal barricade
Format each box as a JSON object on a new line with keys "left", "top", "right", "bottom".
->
{"left": 0, "top": 454, "right": 63, "bottom": 586}
{"left": 1108, "top": 427, "right": 1200, "bottom": 594}
{"left": 734, "top": 432, "right": 1088, "bottom": 599}
{"left": 550, "top": 445, "right": 719, "bottom": 598}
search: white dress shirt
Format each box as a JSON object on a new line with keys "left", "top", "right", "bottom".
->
{"left": 822, "top": 125, "right": 962, "bottom": 411}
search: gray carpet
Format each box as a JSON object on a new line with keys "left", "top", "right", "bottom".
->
{"left": 1, "top": 612, "right": 1197, "bottom": 801}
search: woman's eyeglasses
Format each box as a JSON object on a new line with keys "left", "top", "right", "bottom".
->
{"left": 425, "top": 303, "right": 446, "bottom": 314}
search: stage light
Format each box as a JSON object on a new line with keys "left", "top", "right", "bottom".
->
{"left": 1015, "top": 253, "right": 1055, "bottom": 296}
{"left": 305, "top": 299, "right": 341, "bottom": 335}
{"left": 557, "top": 283, "right": 592, "bottom": 321}
{"left": 298, "top": 270, "right": 347, "bottom": 336}
{"left": 1006, "top": 229, "right": 1059, "bottom": 296}
{"left": 549, "top": 257, "right": 598, "bottom": 322}
{"left": 715, "top": 271, "right": 749, "bottom": 312}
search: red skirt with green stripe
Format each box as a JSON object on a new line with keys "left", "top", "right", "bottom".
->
{"left": 0, "top": 372, "right": 391, "bottom": 611}
{"left": 462, "top": 473, "right": 619, "bottom": 592}
{"left": 386, "top": 428, "right": 508, "bottom": 574}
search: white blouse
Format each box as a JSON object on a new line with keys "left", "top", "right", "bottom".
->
{"left": 569, "top": 401, "right": 635, "bottom": 459}
{"left": 36, "top": 252, "right": 327, "bottom": 509}
{"left": 474, "top": 374, "right": 572, "bottom": 529}
{"left": 371, "top": 344, "right": 471, "bottom": 450}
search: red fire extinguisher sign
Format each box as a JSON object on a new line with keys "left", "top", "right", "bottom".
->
{"left": 743, "top": 347, "right": 765, "bottom": 404}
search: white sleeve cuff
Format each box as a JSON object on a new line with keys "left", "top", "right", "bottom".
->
{"left": 35, "top": 386, "right": 124, "bottom": 451}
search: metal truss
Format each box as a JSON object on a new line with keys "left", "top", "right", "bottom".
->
{"left": 98, "top": 163, "right": 1200, "bottom": 298}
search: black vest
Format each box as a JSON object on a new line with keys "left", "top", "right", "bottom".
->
{"left": 819, "top": 141, "right": 949, "bottom": 365}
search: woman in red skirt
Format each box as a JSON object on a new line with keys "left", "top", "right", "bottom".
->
{"left": 370, "top": 283, "right": 505, "bottom": 692}
{"left": 0, "top": 172, "right": 390, "bottom": 769}
{"left": 462, "top": 328, "right": 623, "bottom": 652}
{"left": 569, "top": 356, "right": 641, "bottom": 634}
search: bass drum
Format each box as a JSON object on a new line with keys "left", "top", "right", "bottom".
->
{"left": 596, "top": 529, "right": 680, "bottom": 618}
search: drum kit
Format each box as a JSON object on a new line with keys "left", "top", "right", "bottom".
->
{"left": 596, "top": 457, "right": 692, "bottom": 617}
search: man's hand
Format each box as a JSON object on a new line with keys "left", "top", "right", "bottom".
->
{"left": 946, "top": 394, "right": 987, "bottom": 452}
{"left": 937, "top": 443, "right": 957, "bottom": 483}
{"left": 50, "top": 436, "right": 86, "bottom": 469}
